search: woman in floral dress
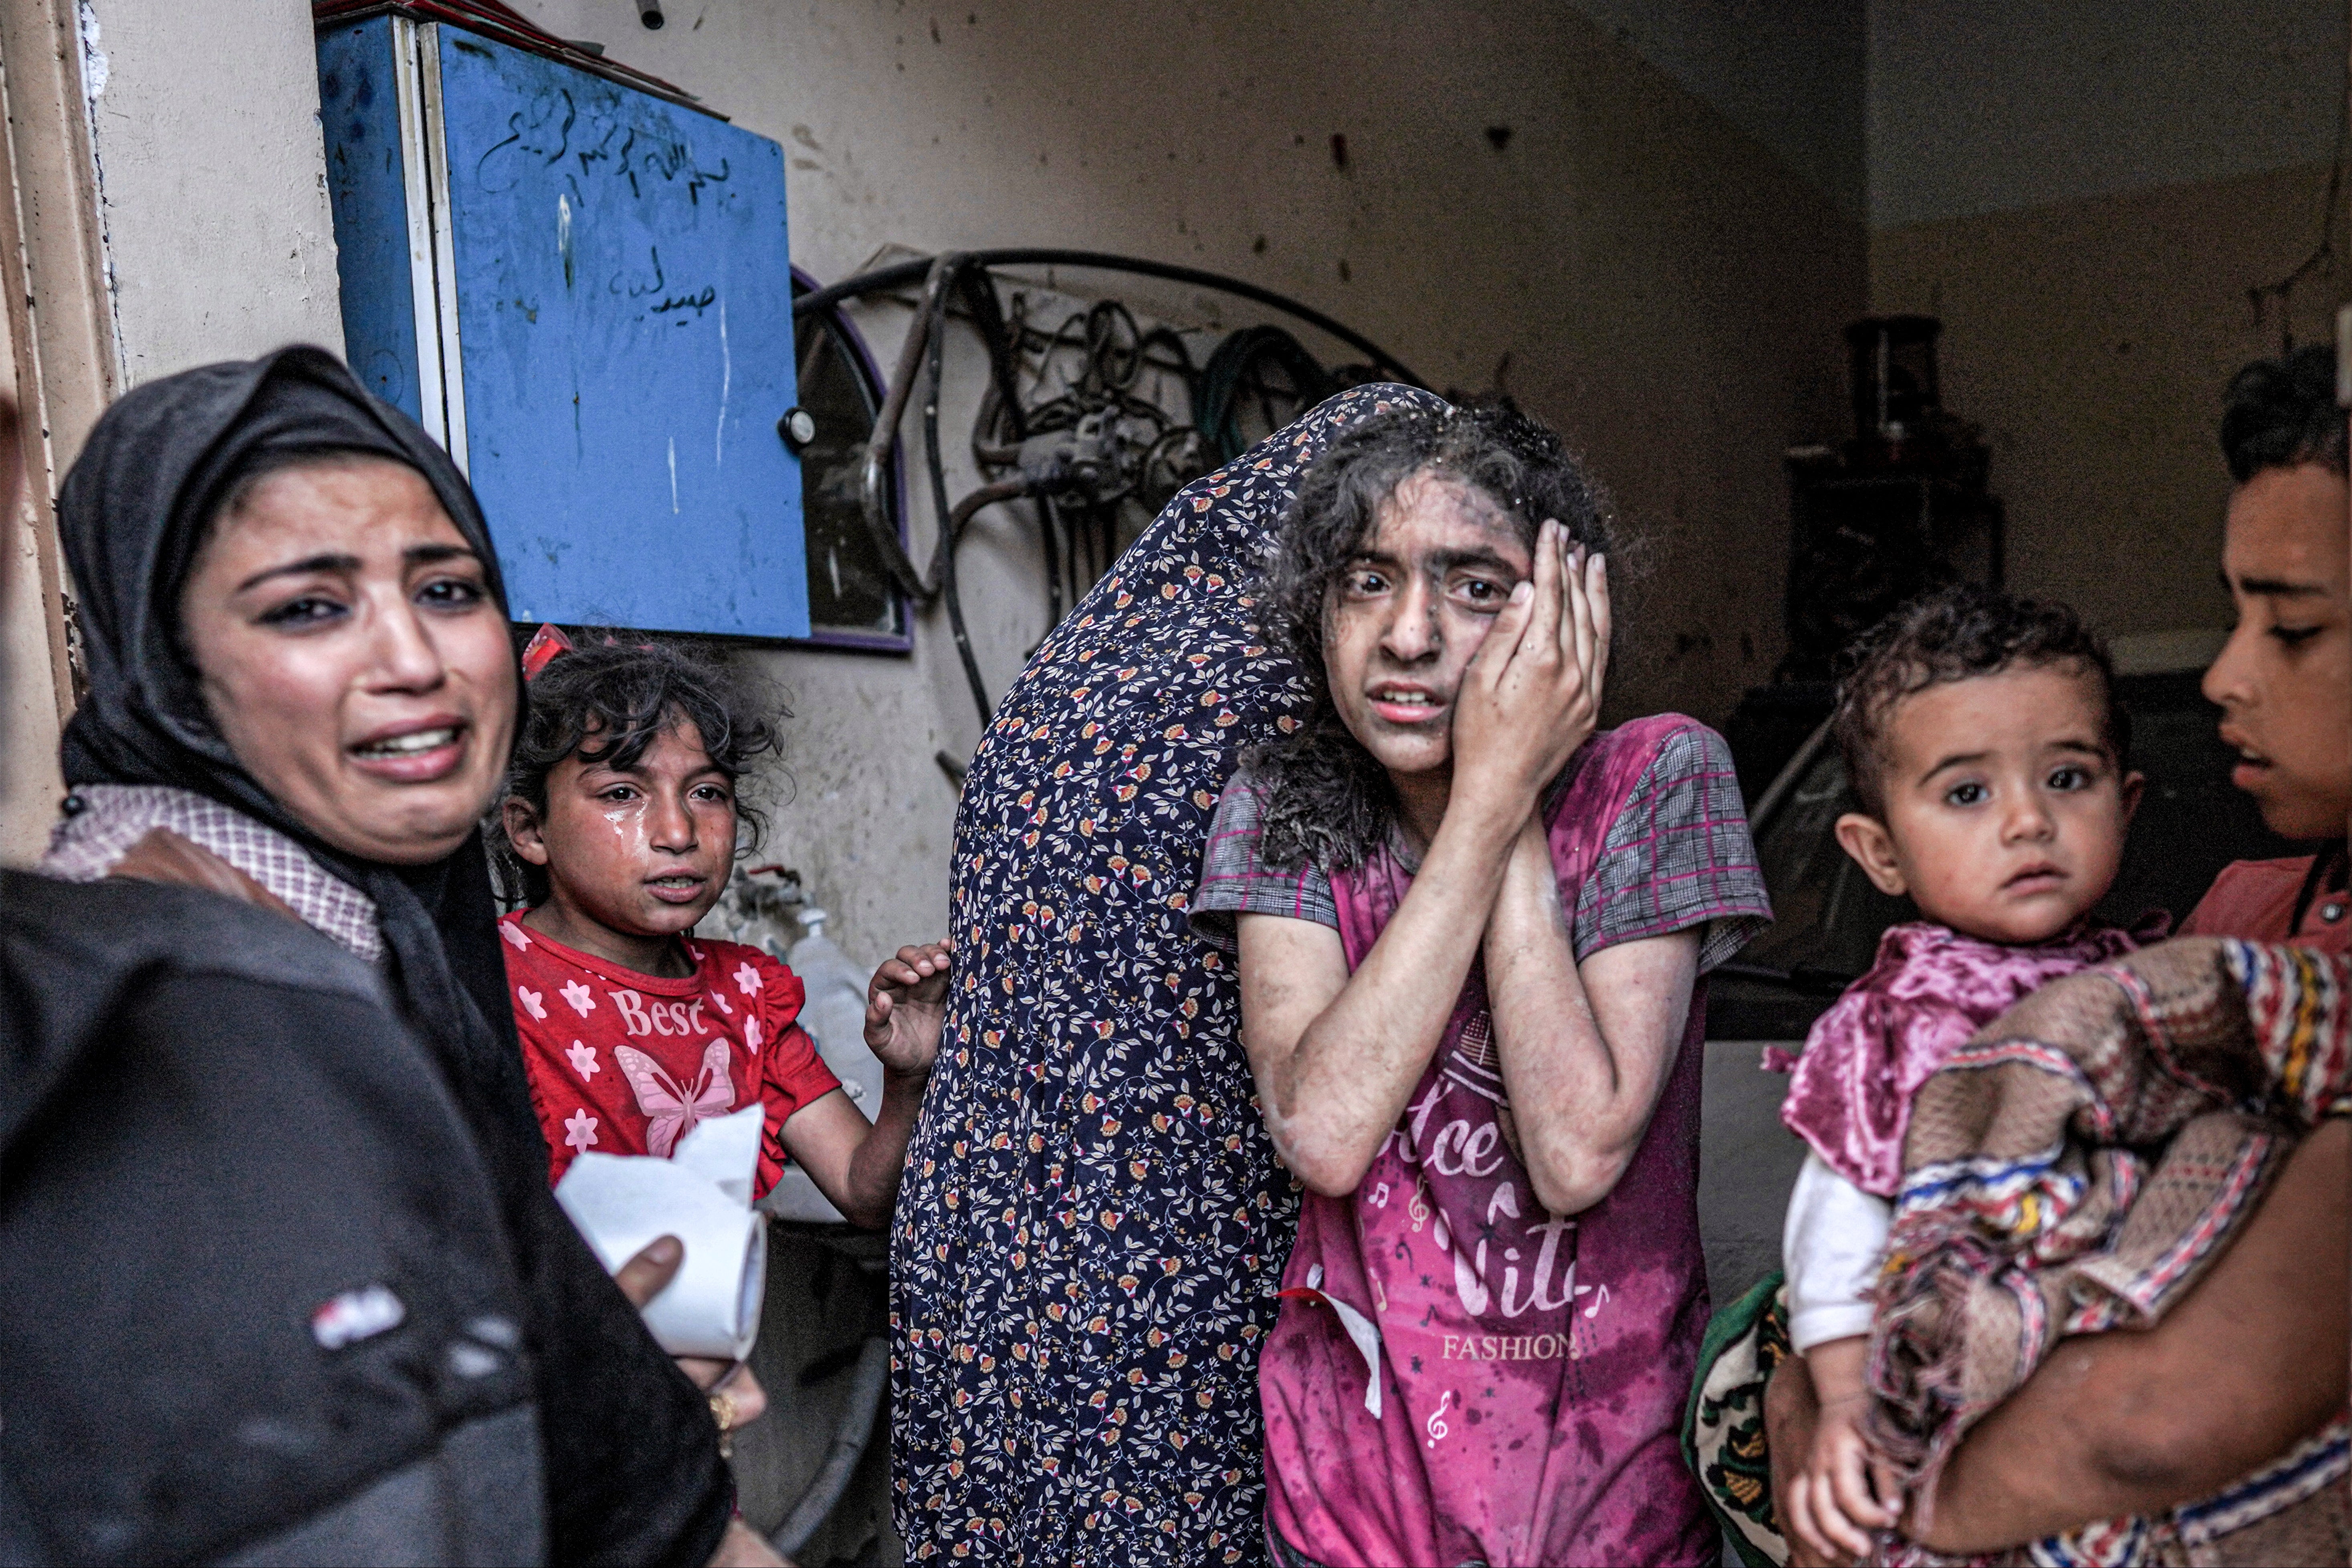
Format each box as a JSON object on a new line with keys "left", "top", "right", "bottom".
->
{"left": 890, "top": 384, "right": 1450, "bottom": 1564}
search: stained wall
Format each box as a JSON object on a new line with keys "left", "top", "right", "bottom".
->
{"left": 497, "top": 0, "right": 1867, "bottom": 959}
{"left": 1871, "top": 162, "right": 2344, "bottom": 638}
{"left": 1866, "top": 0, "right": 2347, "bottom": 641}
{"left": 49, "top": 0, "right": 2342, "bottom": 955}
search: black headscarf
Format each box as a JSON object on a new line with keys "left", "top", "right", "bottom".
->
{"left": 57, "top": 344, "right": 540, "bottom": 1170}
{"left": 54, "top": 346, "right": 733, "bottom": 1566}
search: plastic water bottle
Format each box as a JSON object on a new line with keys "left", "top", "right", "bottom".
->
{"left": 760, "top": 908, "right": 881, "bottom": 1223}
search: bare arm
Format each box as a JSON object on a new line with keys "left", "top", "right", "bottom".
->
{"left": 777, "top": 1081, "right": 922, "bottom": 1230}
{"left": 781, "top": 941, "right": 949, "bottom": 1229}
{"left": 1907, "top": 1117, "right": 2349, "bottom": 1553}
{"left": 1765, "top": 1357, "right": 1846, "bottom": 1568}
{"left": 1481, "top": 809, "right": 1696, "bottom": 1212}
{"left": 1238, "top": 795, "right": 1526, "bottom": 1195}
{"left": 1240, "top": 522, "right": 1609, "bottom": 1197}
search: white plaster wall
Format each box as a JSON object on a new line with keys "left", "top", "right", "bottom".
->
{"left": 1868, "top": 0, "right": 2348, "bottom": 228}
{"left": 80, "top": 0, "right": 343, "bottom": 389}
{"left": 70, "top": 0, "right": 1865, "bottom": 967}
{"left": 1568, "top": 0, "right": 1865, "bottom": 216}
{"left": 1, "top": 481, "right": 62, "bottom": 868}
{"left": 501, "top": 0, "right": 1865, "bottom": 964}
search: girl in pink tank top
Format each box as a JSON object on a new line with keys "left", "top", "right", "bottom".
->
{"left": 1191, "top": 404, "right": 1769, "bottom": 1566}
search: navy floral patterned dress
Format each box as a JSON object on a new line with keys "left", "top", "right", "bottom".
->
{"left": 890, "top": 384, "right": 1452, "bottom": 1564}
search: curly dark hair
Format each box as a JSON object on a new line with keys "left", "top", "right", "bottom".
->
{"left": 1833, "top": 584, "right": 2122, "bottom": 818}
{"left": 490, "top": 636, "right": 785, "bottom": 906}
{"left": 2221, "top": 344, "right": 2346, "bottom": 483}
{"left": 1246, "top": 400, "right": 1617, "bottom": 871}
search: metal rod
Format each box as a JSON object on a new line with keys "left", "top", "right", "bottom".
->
{"left": 1747, "top": 715, "right": 1836, "bottom": 840}
{"left": 857, "top": 255, "right": 957, "bottom": 600}
{"left": 922, "top": 268, "right": 995, "bottom": 725}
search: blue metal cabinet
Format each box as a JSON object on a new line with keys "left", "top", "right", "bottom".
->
{"left": 317, "top": 16, "right": 809, "bottom": 639}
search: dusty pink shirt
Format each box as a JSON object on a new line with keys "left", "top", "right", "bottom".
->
{"left": 1252, "top": 717, "right": 1768, "bottom": 1568}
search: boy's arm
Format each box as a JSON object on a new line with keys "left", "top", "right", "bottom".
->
{"left": 1905, "top": 1117, "right": 2349, "bottom": 1553}
{"left": 1480, "top": 815, "right": 1694, "bottom": 1213}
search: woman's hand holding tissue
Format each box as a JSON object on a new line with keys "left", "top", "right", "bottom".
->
{"left": 616, "top": 1233, "right": 771, "bottom": 1423}
{"left": 863, "top": 940, "right": 951, "bottom": 1076}
{"left": 618, "top": 1231, "right": 787, "bottom": 1566}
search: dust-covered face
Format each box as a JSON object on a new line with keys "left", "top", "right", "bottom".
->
{"left": 1321, "top": 469, "right": 1533, "bottom": 787}
{"left": 178, "top": 457, "right": 516, "bottom": 864}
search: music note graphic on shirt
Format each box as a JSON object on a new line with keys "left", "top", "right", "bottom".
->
{"left": 613, "top": 1040, "right": 735, "bottom": 1158}
{"left": 1424, "top": 1389, "right": 1456, "bottom": 1449}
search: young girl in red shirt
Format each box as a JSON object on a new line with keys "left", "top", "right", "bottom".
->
{"left": 492, "top": 637, "right": 945, "bottom": 1228}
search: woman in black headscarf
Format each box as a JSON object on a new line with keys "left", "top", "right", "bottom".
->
{"left": 23, "top": 345, "right": 744, "bottom": 1565}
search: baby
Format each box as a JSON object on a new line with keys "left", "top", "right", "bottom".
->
{"left": 1770, "top": 585, "right": 2151, "bottom": 1563}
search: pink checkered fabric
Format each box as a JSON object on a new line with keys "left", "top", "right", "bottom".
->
{"left": 41, "top": 783, "right": 384, "bottom": 962}
{"left": 1191, "top": 722, "right": 1769, "bottom": 971}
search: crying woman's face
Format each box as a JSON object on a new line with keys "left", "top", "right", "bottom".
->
{"left": 1320, "top": 468, "right": 1533, "bottom": 787}
{"left": 178, "top": 457, "right": 517, "bottom": 865}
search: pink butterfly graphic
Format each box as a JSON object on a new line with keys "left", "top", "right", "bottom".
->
{"left": 612, "top": 1041, "right": 735, "bottom": 1158}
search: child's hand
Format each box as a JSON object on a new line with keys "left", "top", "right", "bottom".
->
{"left": 864, "top": 940, "right": 951, "bottom": 1076}
{"left": 1784, "top": 1392, "right": 1901, "bottom": 1565}
{"left": 1449, "top": 519, "right": 1609, "bottom": 826}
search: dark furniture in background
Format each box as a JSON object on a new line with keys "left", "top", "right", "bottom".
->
{"left": 1726, "top": 313, "right": 2007, "bottom": 808}
{"left": 1777, "top": 315, "right": 2005, "bottom": 682}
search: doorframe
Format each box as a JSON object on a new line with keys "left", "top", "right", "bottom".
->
{"left": 0, "top": 0, "right": 118, "bottom": 860}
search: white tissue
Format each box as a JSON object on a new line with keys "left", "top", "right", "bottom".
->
{"left": 554, "top": 1104, "right": 769, "bottom": 1360}
{"left": 1300, "top": 1264, "right": 1383, "bottom": 1419}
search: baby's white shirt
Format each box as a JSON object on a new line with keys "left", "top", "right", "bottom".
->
{"left": 1782, "top": 1150, "right": 1892, "bottom": 1354}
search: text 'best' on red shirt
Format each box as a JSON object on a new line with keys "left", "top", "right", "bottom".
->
{"left": 497, "top": 910, "right": 842, "bottom": 1200}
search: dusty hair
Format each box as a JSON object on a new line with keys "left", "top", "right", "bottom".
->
{"left": 490, "top": 636, "right": 784, "bottom": 906}
{"left": 1832, "top": 583, "right": 2123, "bottom": 818}
{"left": 1247, "top": 400, "right": 1616, "bottom": 871}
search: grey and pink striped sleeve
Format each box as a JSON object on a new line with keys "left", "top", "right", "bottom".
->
{"left": 1189, "top": 769, "right": 1337, "bottom": 953}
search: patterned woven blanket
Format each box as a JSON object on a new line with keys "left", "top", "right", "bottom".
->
{"left": 1866, "top": 938, "right": 2349, "bottom": 1565}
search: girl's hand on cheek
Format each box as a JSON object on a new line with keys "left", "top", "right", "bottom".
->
{"left": 1450, "top": 520, "right": 1610, "bottom": 825}
{"left": 864, "top": 940, "right": 952, "bottom": 1075}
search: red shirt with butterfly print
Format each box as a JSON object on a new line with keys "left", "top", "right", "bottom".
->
{"left": 498, "top": 910, "right": 841, "bottom": 1199}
